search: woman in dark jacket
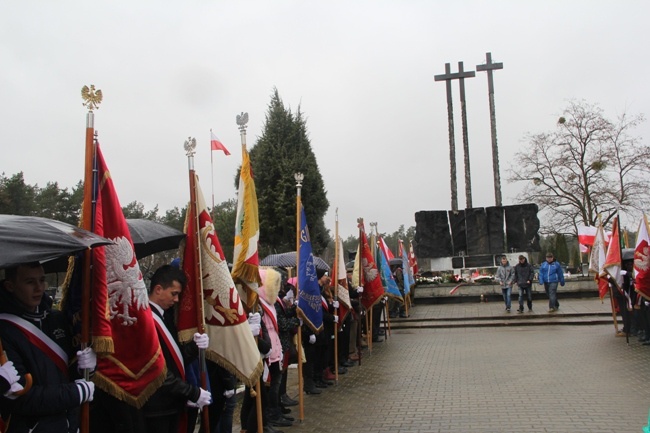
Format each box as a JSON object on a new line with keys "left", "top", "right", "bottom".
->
{"left": 514, "top": 255, "right": 535, "bottom": 313}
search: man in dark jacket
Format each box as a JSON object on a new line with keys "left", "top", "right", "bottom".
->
{"left": 144, "top": 265, "right": 211, "bottom": 433}
{"left": 514, "top": 255, "right": 535, "bottom": 313}
{"left": 0, "top": 262, "right": 96, "bottom": 433}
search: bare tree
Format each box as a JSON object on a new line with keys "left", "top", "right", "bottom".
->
{"left": 509, "top": 100, "right": 650, "bottom": 234}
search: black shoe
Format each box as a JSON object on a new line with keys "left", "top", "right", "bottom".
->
{"left": 314, "top": 380, "right": 328, "bottom": 388}
{"left": 336, "top": 366, "right": 348, "bottom": 374}
{"left": 282, "top": 414, "right": 295, "bottom": 422}
{"left": 389, "top": 313, "right": 398, "bottom": 318}
{"left": 280, "top": 394, "right": 298, "bottom": 407}
{"left": 304, "top": 386, "right": 321, "bottom": 395}
{"left": 280, "top": 406, "right": 291, "bottom": 414}
{"left": 263, "top": 426, "right": 284, "bottom": 433}
{"left": 372, "top": 337, "right": 383, "bottom": 343}
{"left": 399, "top": 313, "right": 408, "bottom": 318}
{"left": 341, "top": 360, "right": 355, "bottom": 367}
{"left": 269, "top": 416, "right": 293, "bottom": 427}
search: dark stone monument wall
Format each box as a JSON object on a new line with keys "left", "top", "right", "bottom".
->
{"left": 415, "top": 204, "right": 540, "bottom": 261}
{"left": 414, "top": 211, "right": 453, "bottom": 258}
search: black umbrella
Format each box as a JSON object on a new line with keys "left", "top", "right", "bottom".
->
{"left": 388, "top": 258, "right": 404, "bottom": 267}
{"left": 126, "top": 219, "right": 185, "bottom": 259}
{"left": 260, "top": 251, "right": 330, "bottom": 272}
{"left": 0, "top": 215, "right": 112, "bottom": 270}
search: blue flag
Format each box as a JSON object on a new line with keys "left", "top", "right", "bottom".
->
{"left": 400, "top": 243, "right": 411, "bottom": 295}
{"left": 297, "top": 205, "right": 323, "bottom": 333}
{"left": 378, "top": 247, "right": 403, "bottom": 301}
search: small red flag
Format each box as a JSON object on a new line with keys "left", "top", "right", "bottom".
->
{"left": 210, "top": 131, "right": 231, "bottom": 155}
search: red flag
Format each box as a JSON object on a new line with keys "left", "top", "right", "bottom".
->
{"left": 409, "top": 240, "right": 419, "bottom": 276}
{"left": 210, "top": 131, "right": 231, "bottom": 155}
{"left": 634, "top": 215, "right": 650, "bottom": 300}
{"left": 378, "top": 236, "right": 395, "bottom": 261}
{"left": 92, "top": 144, "right": 166, "bottom": 407}
{"left": 357, "top": 221, "right": 385, "bottom": 309}
{"left": 178, "top": 174, "right": 262, "bottom": 387}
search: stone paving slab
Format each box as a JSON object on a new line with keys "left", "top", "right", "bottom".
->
{"left": 274, "top": 324, "right": 650, "bottom": 433}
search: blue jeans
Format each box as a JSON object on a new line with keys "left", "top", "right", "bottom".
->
{"left": 518, "top": 286, "right": 532, "bottom": 310}
{"left": 501, "top": 286, "right": 512, "bottom": 309}
{"left": 545, "top": 282, "right": 559, "bottom": 310}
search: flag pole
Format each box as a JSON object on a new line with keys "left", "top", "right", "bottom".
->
{"left": 184, "top": 137, "right": 210, "bottom": 433}
{"left": 357, "top": 219, "right": 372, "bottom": 354}
{"left": 294, "top": 172, "right": 305, "bottom": 422}
{"left": 210, "top": 129, "right": 215, "bottom": 212}
{"left": 333, "top": 209, "right": 339, "bottom": 383}
{"left": 80, "top": 85, "right": 102, "bottom": 433}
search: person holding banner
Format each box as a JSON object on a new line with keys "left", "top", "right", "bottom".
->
{"left": 0, "top": 262, "right": 96, "bottom": 433}
{"left": 143, "top": 265, "right": 211, "bottom": 433}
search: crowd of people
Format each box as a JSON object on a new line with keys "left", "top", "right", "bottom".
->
{"left": 0, "top": 259, "right": 408, "bottom": 433}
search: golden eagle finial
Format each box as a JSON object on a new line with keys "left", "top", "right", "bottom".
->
{"left": 81, "top": 85, "right": 103, "bottom": 111}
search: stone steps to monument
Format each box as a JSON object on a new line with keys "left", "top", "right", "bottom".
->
{"left": 385, "top": 312, "right": 613, "bottom": 330}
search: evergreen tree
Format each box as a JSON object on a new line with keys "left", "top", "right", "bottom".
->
{"left": 248, "top": 88, "right": 330, "bottom": 256}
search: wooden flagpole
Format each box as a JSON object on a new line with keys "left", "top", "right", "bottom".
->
{"left": 80, "top": 85, "right": 102, "bottom": 433}
{"left": 295, "top": 172, "right": 305, "bottom": 422}
{"left": 184, "top": 137, "right": 210, "bottom": 433}
{"left": 333, "top": 210, "right": 339, "bottom": 383}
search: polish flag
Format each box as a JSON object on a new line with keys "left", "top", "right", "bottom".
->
{"left": 578, "top": 226, "right": 597, "bottom": 253}
{"left": 210, "top": 131, "right": 231, "bottom": 155}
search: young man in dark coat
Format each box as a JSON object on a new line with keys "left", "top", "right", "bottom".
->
{"left": 143, "top": 265, "right": 211, "bottom": 433}
{"left": 514, "top": 255, "right": 535, "bottom": 313}
{"left": 0, "top": 262, "right": 96, "bottom": 433}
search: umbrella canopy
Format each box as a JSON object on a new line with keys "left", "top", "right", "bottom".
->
{"left": 126, "top": 219, "right": 185, "bottom": 259}
{"left": 0, "top": 215, "right": 112, "bottom": 270}
{"left": 260, "top": 251, "right": 330, "bottom": 272}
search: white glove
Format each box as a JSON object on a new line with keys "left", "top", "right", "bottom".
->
{"left": 332, "top": 300, "right": 339, "bottom": 309}
{"left": 248, "top": 312, "right": 261, "bottom": 337}
{"left": 75, "top": 379, "right": 95, "bottom": 404}
{"left": 262, "top": 361, "right": 269, "bottom": 382}
{"left": 77, "top": 347, "right": 97, "bottom": 370}
{"left": 0, "top": 361, "right": 20, "bottom": 386}
{"left": 284, "top": 290, "right": 294, "bottom": 302}
{"left": 194, "top": 388, "right": 212, "bottom": 408}
{"left": 381, "top": 296, "right": 387, "bottom": 304}
{"left": 333, "top": 315, "right": 339, "bottom": 323}
{"left": 223, "top": 389, "right": 235, "bottom": 398}
{"left": 264, "top": 348, "right": 272, "bottom": 358}
{"left": 5, "top": 381, "right": 24, "bottom": 399}
{"left": 299, "top": 319, "right": 303, "bottom": 326}
{"left": 294, "top": 300, "right": 299, "bottom": 306}
{"left": 193, "top": 333, "right": 209, "bottom": 349}
{"left": 356, "top": 286, "right": 364, "bottom": 294}
{"left": 309, "top": 334, "right": 316, "bottom": 344}
{"left": 0, "top": 361, "right": 23, "bottom": 399}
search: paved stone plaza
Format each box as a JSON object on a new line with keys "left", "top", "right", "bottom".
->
{"left": 271, "top": 300, "right": 650, "bottom": 433}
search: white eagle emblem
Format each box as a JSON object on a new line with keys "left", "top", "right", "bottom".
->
{"left": 635, "top": 245, "right": 650, "bottom": 272}
{"left": 362, "top": 258, "right": 378, "bottom": 282}
{"left": 106, "top": 236, "right": 148, "bottom": 325}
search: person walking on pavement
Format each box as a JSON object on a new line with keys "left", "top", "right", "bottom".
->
{"left": 495, "top": 256, "right": 515, "bottom": 313}
{"left": 514, "top": 255, "right": 535, "bottom": 313}
{"left": 538, "top": 252, "right": 565, "bottom": 313}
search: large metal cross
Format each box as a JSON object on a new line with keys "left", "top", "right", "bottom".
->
{"left": 434, "top": 62, "right": 476, "bottom": 211}
{"left": 476, "top": 52, "right": 504, "bottom": 207}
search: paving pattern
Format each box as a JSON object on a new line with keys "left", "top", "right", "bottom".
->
{"left": 265, "top": 299, "right": 650, "bottom": 433}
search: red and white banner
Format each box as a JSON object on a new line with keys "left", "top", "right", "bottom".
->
{"left": 635, "top": 215, "right": 650, "bottom": 300}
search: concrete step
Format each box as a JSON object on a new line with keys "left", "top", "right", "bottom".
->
{"left": 385, "top": 312, "right": 613, "bottom": 329}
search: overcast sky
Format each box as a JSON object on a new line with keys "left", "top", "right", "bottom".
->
{"left": 2, "top": 1, "right": 649, "bottom": 240}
